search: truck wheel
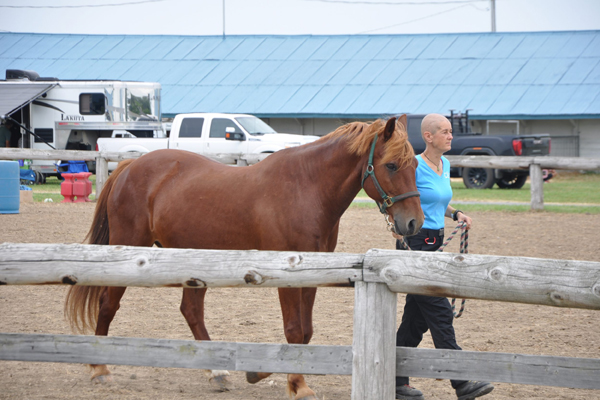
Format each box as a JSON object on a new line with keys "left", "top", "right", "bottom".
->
{"left": 34, "top": 171, "right": 44, "bottom": 185}
{"left": 496, "top": 174, "right": 527, "bottom": 189}
{"left": 462, "top": 167, "right": 495, "bottom": 189}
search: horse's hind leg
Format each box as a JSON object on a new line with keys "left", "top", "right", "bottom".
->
{"left": 90, "top": 286, "right": 127, "bottom": 383}
{"left": 180, "top": 288, "right": 232, "bottom": 391}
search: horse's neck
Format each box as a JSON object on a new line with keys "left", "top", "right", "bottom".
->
{"left": 304, "top": 139, "right": 365, "bottom": 217}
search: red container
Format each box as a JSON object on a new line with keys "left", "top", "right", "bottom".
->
{"left": 60, "top": 173, "right": 75, "bottom": 203}
{"left": 73, "top": 172, "right": 92, "bottom": 202}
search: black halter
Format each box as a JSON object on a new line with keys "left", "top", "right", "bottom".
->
{"left": 361, "top": 133, "right": 420, "bottom": 214}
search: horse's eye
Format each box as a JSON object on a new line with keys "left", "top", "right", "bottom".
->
{"left": 386, "top": 163, "right": 398, "bottom": 171}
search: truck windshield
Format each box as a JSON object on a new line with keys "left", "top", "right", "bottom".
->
{"left": 235, "top": 117, "right": 277, "bottom": 136}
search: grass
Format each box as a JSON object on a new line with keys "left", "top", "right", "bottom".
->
{"left": 353, "top": 171, "right": 600, "bottom": 214}
{"left": 451, "top": 172, "right": 600, "bottom": 205}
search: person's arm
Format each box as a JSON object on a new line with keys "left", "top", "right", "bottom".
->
{"left": 446, "top": 206, "right": 472, "bottom": 230}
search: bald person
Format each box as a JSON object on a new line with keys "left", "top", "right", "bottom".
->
{"left": 393, "top": 114, "right": 493, "bottom": 400}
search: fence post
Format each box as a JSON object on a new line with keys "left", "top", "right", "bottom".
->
{"left": 352, "top": 281, "right": 397, "bottom": 400}
{"left": 529, "top": 163, "right": 543, "bottom": 210}
{"left": 95, "top": 155, "right": 108, "bottom": 199}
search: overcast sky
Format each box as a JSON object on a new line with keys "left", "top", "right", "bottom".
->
{"left": 1, "top": 0, "right": 599, "bottom": 36}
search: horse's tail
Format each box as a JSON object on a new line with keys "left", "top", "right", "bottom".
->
{"left": 64, "top": 159, "right": 135, "bottom": 334}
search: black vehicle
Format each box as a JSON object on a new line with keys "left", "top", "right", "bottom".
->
{"left": 405, "top": 111, "right": 551, "bottom": 189}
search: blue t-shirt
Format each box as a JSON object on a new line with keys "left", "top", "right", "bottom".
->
{"left": 415, "top": 154, "right": 452, "bottom": 230}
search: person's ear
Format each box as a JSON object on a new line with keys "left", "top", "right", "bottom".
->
{"left": 423, "top": 130, "right": 433, "bottom": 143}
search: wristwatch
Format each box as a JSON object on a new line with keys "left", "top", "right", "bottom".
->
{"left": 452, "top": 209, "right": 463, "bottom": 221}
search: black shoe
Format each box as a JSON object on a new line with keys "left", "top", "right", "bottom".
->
{"left": 455, "top": 381, "right": 494, "bottom": 400}
{"left": 395, "top": 384, "right": 424, "bottom": 400}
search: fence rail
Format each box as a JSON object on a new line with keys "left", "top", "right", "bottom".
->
{"left": 1, "top": 243, "right": 600, "bottom": 397}
{"left": 0, "top": 148, "right": 268, "bottom": 196}
{"left": 2, "top": 333, "right": 599, "bottom": 390}
{"left": 1, "top": 149, "right": 599, "bottom": 209}
{"left": 2, "top": 243, "right": 600, "bottom": 309}
{"left": 446, "top": 155, "right": 600, "bottom": 170}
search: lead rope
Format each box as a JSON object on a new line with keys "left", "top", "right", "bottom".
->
{"left": 394, "top": 221, "right": 468, "bottom": 318}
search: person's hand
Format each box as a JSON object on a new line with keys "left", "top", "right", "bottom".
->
{"left": 457, "top": 212, "right": 472, "bottom": 230}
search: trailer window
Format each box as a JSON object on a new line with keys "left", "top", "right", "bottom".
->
{"left": 34, "top": 128, "right": 53, "bottom": 143}
{"left": 179, "top": 118, "right": 204, "bottom": 138}
{"left": 79, "top": 93, "right": 105, "bottom": 115}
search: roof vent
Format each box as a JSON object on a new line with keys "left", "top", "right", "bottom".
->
{"left": 6, "top": 69, "right": 40, "bottom": 81}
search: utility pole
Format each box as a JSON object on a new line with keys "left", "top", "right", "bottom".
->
{"left": 491, "top": 0, "right": 496, "bottom": 32}
{"left": 222, "top": 0, "right": 226, "bottom": 38}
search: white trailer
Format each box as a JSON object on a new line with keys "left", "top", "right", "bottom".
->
{"left": 0, "top": 69, "right": 162, "bottom": 177}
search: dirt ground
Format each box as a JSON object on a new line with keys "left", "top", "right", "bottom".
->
{"left": 1, "top": 202, "right": 599, "bottom": 400}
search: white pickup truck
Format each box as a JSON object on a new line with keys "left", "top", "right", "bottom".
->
{"left": 97, "top": 113, "right": 319, "bottom": 170}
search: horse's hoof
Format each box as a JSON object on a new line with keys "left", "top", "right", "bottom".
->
{"left": 209, "top": 374, "right": 232, "bottom": 392}
{"left": 246, "top": 371, "right": 261, "bottom": 384}
{"left": 293, "top": 389, "right": 318, "bottom": 400}
{"left": 91, "top": 374, "right": 113, "bottom": 384}
{"left": 246, "top": 371, "right": 272, "bottom": 384}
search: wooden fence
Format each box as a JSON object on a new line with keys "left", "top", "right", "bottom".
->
{"left": 0, "top": 148, "right": 267, "bottom": 198}
{"left": 1, "top": 148, "right": 599, "bottom": 210}
{"left": 1, "top": 243, "right": 600, "bottom": 399}
{"left": 444, "top": 155, "right": 600, "bottom": 210}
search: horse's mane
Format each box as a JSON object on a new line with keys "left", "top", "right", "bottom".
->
{"left": 319, "top": 118, "right": 415, "bottom": 169}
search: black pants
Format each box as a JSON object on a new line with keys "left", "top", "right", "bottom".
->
{"left": 395, "top": 229, "right": 466, "bottom": 389}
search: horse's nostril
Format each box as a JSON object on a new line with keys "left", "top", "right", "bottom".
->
{"left": 407, "top": 219, "right": 416, "bottom": 234}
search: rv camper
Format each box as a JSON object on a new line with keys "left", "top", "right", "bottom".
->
{"left": 0, "top": 69, "right": 162, "bottom": 177}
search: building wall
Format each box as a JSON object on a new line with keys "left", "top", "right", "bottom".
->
{"left": 578, "top": 120, "right": 600, "bottom": 159}
{"left": 265, "top": 118, "right": 369, "bottom": 137}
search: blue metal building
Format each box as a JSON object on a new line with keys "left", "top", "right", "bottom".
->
{"left": 1, "top": 31, "right": 599, "bottom": 157}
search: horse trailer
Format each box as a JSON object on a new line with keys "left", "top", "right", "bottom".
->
{"left": 0, "top": 69, "right": 162, "bottom": 177}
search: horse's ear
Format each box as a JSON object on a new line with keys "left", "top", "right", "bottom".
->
{"left": 397, "top": 114, "right": 407, "bottom": 132}
{"left": 383, "top": 117, "right": 397, "bottom": 142}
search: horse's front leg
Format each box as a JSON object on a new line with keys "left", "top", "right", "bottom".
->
{"left": 246, "top": 287, "right": 317, "bottom": 387}
{"left": 291, "top": 288, "right": 318, "bottom": 399}
{"left": 273, "top": 288, "right": 319, "bottom": 400}
{"left": 245, "top": 287, "right": 304, "bottom": 386}
{"left": 300, "top": 287, "right": 317, "bottom": 344}
{"left": 180, "top": 287, "right": 232, "bottom": 391}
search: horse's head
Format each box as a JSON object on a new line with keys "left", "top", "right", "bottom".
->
{"left": 361, "top": 115, "right": 424, "bottom": 236}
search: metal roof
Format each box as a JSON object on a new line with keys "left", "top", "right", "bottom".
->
{"left": 0, "top": 31, "right": 599, "bottom": 119}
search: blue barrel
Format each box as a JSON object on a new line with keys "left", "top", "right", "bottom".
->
{"left": 0, "top": 160, "right": 20, "bottom": 214}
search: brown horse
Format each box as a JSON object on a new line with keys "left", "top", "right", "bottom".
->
{"left": 64, "top": 115, "right": 423, "bottom": 399}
